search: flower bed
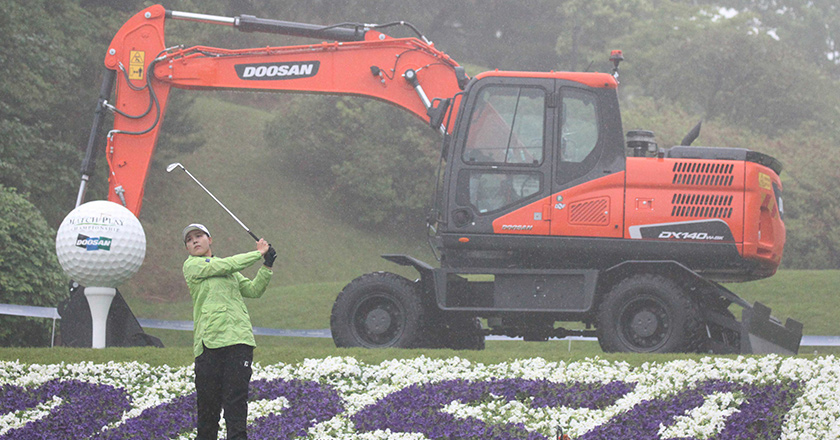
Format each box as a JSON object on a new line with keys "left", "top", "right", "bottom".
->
{"left": 0, "top": 355, "right": 837, "bottom": 439}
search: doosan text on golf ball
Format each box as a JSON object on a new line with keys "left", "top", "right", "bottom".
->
{"left": 55, "top": 201, "right": 146, "bottom": 287}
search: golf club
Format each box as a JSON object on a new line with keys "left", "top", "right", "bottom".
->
{"left": 166, "top": 162, "right": 260, "bottom": 241}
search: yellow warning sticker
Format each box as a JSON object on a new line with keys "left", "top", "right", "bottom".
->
{"left": 128, "top": 50, "right": 145, "bottom": 80}
{"left": 758, "top": 172, "right": 772, "bottom": 190}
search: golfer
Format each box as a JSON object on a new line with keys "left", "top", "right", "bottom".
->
{"left": 182, "top": 223, "right": 276, "bottom": 440}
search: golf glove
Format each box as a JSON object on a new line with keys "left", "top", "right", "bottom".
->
{"left": 264, "top": 246, "right": 277, "bottom": 268}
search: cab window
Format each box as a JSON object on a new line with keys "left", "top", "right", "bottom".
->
{"left": 462, "top": 86, "right": 545, "bottom": 165}
{"left": 457, "top": 170, "right": 542, "bottom": 214}
{"left": 557, "top": 89, "right": 600, "bottom": 184}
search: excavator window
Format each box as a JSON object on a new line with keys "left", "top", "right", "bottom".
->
{"left": 456, "top": 170, "right": 542, "bottom": 214}
{"left": 462, "top": 86, "right": 545, "bottom": 165}
{"left": 557, "top": 88, "right": 601, "bottom": 185}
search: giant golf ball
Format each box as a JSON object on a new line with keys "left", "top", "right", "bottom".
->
{"left": 55, "top": 200, "right": 146, "bottom": 287}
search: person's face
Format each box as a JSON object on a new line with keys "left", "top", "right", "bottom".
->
{"left": 185, "top": 230, "right": 212, "bottom": 257}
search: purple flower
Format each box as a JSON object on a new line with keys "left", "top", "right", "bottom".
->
{"left": 94, "top": 393, "right": 196, "bottom": 440}
{"left": 580, "top": 379, "right": 803, "bottom": 440}
{"left": 353, "top": 379, "right": 634, "bottom": 440}
{"left": 0, "top": 379, "right": 131, "bottom": 440}
{"left": 248, "top": 378, "right": 344, "bottom": 440}
{"left": 95, "top": 378, "right": 343, "bottom": 440}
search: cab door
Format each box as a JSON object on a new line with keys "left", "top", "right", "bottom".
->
{"left": 548, "top": 83, "right": 626, "bottom": 238}
{"left": 445, "top": 77, "right": 555, "bottom": 235}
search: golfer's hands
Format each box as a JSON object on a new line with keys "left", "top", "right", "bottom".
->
{"left": 263, "top": 246, "right": 277, "bottom": 268}
{"left": 256, "top": 238, "right": 270, "bottom": 256}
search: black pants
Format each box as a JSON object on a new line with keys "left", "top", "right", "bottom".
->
{"left": 195, "top": 344, "right": 254, "bottom": 440}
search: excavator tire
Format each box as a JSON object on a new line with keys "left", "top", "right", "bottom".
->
{"left": 330, "top": 272, "right": 424, "bottom": 348}
{"left": 596, "top": 274, "right": 704, "bottom": 353}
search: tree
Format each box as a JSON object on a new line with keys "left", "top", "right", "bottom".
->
{"left": 616, "top": 5, "right": 840, "bottom": 137}
{"left": 718, "top": 0, "right": 840, "bottom": 79}
{"left": 0, "top": 0, "right": 206, "bottom": 225}
{"left": 0, "top": 186, "right": 68, "bottom": 346}
{"left": 0, "top": 119, "right": 81, "bottom": 226}
{"left": 0, "top": 0, "right": 100, "bottom": 225}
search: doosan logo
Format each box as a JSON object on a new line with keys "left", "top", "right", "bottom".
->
{"left": 235, "top": 61, "right": 320, "bottom": 80}
{"left": 502, "top": 225, "right": 534, "bottom": 231}
{"left": 75, "top": 234, "right": 112, "bottom": 251}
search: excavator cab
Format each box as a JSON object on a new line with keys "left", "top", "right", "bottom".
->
{"left": 438, "top": 72, "right": 626, "bottom": 265}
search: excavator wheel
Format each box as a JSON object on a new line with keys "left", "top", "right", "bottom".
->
{"left": 596, "top": 274, "right": 704, "bottom": 353}
{"left": 330, "top": 272, "right": 424, "bottom": 348}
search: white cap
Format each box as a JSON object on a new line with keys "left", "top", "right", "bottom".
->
{"left": 182, "top": 223, "right": 211, "bottom": 243}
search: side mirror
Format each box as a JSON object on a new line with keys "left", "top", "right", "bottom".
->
{"left": 427, "top": 98, "right": 451, "bottom": 130}
{"left": 454, "top": 66, "right": 469, "bottom": 90}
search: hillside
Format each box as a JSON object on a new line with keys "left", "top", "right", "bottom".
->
{"left": 118, "top": 93, "right": 436, "bottom": 321}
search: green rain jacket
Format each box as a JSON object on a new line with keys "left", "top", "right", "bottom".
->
{"left": 183, "top": 251, "right": 272, "bottom": 357}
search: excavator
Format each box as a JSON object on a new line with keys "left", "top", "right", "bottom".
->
{"left": 73, "top": 4, "right": 802, "bottom": 354}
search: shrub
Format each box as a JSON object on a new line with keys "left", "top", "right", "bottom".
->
{"left": 0, "top": 186, "right": 68, "bottom": 346}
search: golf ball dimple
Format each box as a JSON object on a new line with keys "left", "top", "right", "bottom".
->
{"left": 55, "top": 201, "right": 146, "bottom": 287}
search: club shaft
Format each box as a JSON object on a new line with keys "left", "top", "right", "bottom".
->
{"left": 181, "top": 167, "right": 260, "bottom": 241}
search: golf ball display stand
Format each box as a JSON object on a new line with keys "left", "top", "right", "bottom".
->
{"left": 83, "top": 287, "right": 117, "bottom": 348}
{"left": 55, "top": 201, "right": 146, "bottom": 348}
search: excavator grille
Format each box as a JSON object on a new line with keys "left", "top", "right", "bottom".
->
{"left": 671, "top": 193, "right": 734, "bottom": 218}
{"left": 569, "top": 197, "right": 610, "bottom": 225}
{"left": 672, "top": 162, "right": 735, "bottom": 186}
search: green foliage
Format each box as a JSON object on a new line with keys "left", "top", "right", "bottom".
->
{"left": 0, "top": 119, "right": 81, "bottom": 227}
{"left": 719, "top": 0, "right": 840, "bottom": 79}
{"left": 616, "top": 3, "right": 840, "bottom": 137}
{"left": 0, "top": 186, "right": 68, "bottom": 346}
{"left": 265, "top": 96, "right": 440, "bottom": 228}
{"left": 0, "top": 0, "right": 100, "bottom": 226}
{"left": 0, "top": 0, "right": 206, "bottom": 225}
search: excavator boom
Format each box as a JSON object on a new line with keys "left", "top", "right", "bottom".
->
{"left": 80, "top": 5, "right": 464, "bottom": 215}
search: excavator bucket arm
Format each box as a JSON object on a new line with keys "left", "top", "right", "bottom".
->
{"left": 81, "top": 5, "right": 464, "bottom": 215}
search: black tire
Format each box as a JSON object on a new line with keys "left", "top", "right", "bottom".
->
{"left": 330, "top": 272, "right": 424, "bottom": 348}
{"left": 596, "top": 274, "right": 704, "bottom": 353}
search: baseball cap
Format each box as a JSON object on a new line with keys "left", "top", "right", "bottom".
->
{"left": 183, "top": 223, "right": 211, "bottom": 243}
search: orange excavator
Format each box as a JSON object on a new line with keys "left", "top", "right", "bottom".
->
{"left": 74, "top": 5, "right": 802, "bottom": 353}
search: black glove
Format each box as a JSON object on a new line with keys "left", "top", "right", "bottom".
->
{"left": 263, "top": 245, "right": 277, "bottom": 268}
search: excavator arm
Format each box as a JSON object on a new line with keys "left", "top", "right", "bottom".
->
{"left": 78, "top": 5, "right": 466, "bottom": 215}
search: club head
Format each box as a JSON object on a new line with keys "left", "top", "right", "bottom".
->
{"left": 166, "top": 162, "right": 183, "bottom": 173}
